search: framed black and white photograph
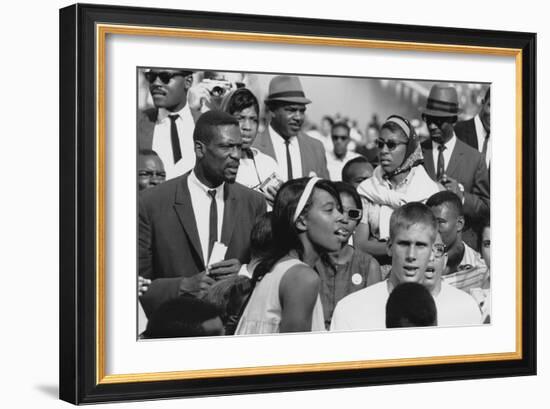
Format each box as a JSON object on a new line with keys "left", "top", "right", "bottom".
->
{"left": 59, "top": 3, "right": 536, "bottom": 404}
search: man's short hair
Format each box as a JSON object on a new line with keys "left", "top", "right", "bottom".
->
{"left": 426, "top": 190, "right": 464, "bottom": 217}
{"left": 389, "top": 202, "right": 437, "bottom": 241}
{"left": 386, "top": 282, "right": 437, "bottom": 328}
{"left": 193, "top": 110, "right": 239, "bottom": 144}
{"left": 139, "top": 149, "right": 160, "bottom": 158}
{"left": 142, "top": 295, "right": 221, "bottom": 339}
{"left": 331, "top": 121, "right": 350, "bottom": 135}
{"left": 341, "top": 156, "right": 373, "bottom": 184}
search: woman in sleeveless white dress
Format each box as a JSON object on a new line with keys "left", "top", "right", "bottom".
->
{"left": 236, "top": 177, "right": 345, "bottom": 335}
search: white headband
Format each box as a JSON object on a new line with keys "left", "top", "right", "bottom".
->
{"left": 293, "top": 177, "right": 321, "bottom": 223}
{"left": 386, "top": 116, "right": 411, "bottom": 138}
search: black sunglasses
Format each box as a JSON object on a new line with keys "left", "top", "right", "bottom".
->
{"left": 144, "top": 71, "right": 189, "bottom": 84}
{"left": 422, "top": 114, "right": 456, "bottom": 128}
{"left": 343, "top": 208, "right": 362, "bottom": 221}
{"left": 376, "top": 138, "right": 407, "bottom": 151}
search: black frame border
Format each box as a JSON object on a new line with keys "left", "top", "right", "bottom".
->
{"left": 59, "top": 3, "right": 536, "bottom": 404}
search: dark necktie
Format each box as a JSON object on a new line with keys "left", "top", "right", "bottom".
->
{"left": 168, "top": 114, "right": 182, "bottom": 164}
{"left": 243, "top": 148, "right": 254, "bottom": 159}
{"left": 284, "top": 139, "right": 293, "bottom": 180}
{"left": 437, "top": 144, "right": 446, "bottom": 180}
{"left": 207, "top": 189, "right": 218, "bottom": 263}
{"left": 481, "top": 130, "right": 490, "bottom": 162}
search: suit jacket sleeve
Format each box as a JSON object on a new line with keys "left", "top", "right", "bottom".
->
{"left": 318, "top": 147, "right": 330, "bottom": 179}
{"left": 138, "top": 196, "right": 153, "bottom": 279}
{"left": 139, "top": 196, "right": 184, "bottom": 317}
{"left": 310, "top": 137, "right": 329, "bottom": 179}
{"left": 462, "top": 154, "right": 490, "bottom": 219}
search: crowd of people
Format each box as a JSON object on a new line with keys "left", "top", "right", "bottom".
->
{"left": 137, "top": 69, "right": 491, "bottom": 338}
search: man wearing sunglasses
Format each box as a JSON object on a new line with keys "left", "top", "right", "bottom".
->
{"left": 138, "top": 68, "right": 196, "bottom": 180}
{"left": 420, "top": 85, "right": 490, "bottom": 249}
{"left": 325, "top": 122, "right": 362, "bottom": 181}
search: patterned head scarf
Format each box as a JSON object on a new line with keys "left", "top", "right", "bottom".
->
{"left": 381, "top": 115, "right": 424, "bottom": 180}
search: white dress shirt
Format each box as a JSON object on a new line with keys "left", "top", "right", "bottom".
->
{"left": 152, "top": 104, "right": 196, "bottom": 180}
{"left": 431, "top": 133, "right": 458, "bottom": 175}
{"left": 236, "top": 147, "right": 282, "bottom": 188}
{"left": 307, "top": 129, "right": 333, "bottom": 154}
{"left": 187, "top": 171, "right": 225, "bottom": 264}
{"left": 326, "top": 150, "right": 361, "bottom": 181}
{"left": 474, "top": 114, "right": 491, "bottom": 168}
{"left": 268, "top": 125, "right": 303, "bottom": 181}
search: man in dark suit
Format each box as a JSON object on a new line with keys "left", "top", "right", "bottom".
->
{"left": 138, "top": 68, "right": 197, "bottom": 180}
{"left": 139, "top": 110, "right": 266, "bottom": 317}
{"left": 454, "top": 87, "right": 491, "bottom": 169}
{"left": 253, "top": 75, "right": 329, "bottom": 180}
{"left": 420, "top": 85, "right": 490, "bottom": 248}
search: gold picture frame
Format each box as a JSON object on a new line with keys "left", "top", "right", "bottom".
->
{"left": 60, "top": 3, "right": 536, "bottom": 404}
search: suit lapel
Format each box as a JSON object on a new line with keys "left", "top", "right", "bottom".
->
{"left": 221, "top": 184, "right": 237, "bottom": 245}
{"left": 422, "top": 143, "right": 436, "bottom": 179}
{"left": 446, "top": 139, "right": 465, "bottom": 177}
{"left": 298, "top": 134, "right": 311, "bottom": 177}
{"left": 138, "top": 108, "right": 157, "bottom": 150}
{"left": 173, "top": 173, "right": 205, "bottom": 266}
{"left": 253, "top": 128, "right": 276, "bottom": 160}
{"left": 469, "top": 119, "right": 479, "bottom": 150}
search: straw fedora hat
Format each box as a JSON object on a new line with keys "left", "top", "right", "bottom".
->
{"left": 265, "top": 75, "right": 311, "bottom": 105}
{"left": 420, "top": 85, "right": 461, "bottom": 117}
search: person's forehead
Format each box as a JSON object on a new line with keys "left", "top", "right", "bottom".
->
{"left": 213, "top": 124, "right": 241, "bottom": 142}
{"left": 280, "top": 103, "right": 306, "bottom": 110}
{"left": 139, "top": 154, "right": 161, "bottom": 167}
{"left": 150, "top": 68, "right": 181, "bottom": 74}
{"left": 394, "top": 222, "right": 435, "bottom": 238}
{"left": 311, "top": 188, "right": 336, "bottom": 205}
{"left": 234, "top": 106, "right": 258, "bottom": 117}
{"left": 332, "top": 126, "right": 349, "bottom": 136}
{"left": 434, "top": 202, "right": 456, "bottom": 217}
{"left": 339, "top": 192, "right": 355, "bottom": 205}
{"left": 380, "top": 127, "right": 407, "bottom": 142}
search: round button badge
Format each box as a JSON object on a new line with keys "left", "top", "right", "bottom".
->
{"left": 351, "top": 273, "right": 363, "bottom": 286}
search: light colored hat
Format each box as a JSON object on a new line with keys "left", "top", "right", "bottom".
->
{"left": 265, "top": 75, "right": 311, "bottom": 105}
{"left": 420, "top": 85, "right": 461, "bottom": 117}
